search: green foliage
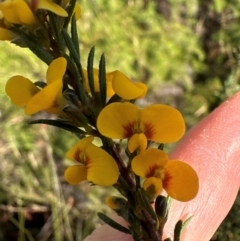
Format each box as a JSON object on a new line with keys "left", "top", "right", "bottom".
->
{"left": 79, "top": 0, "right": 204, "bottom": 87}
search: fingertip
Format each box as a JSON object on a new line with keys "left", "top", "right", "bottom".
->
{"left": 166, "top": 92, "right": 240, "bottom": 240}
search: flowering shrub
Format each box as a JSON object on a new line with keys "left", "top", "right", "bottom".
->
{"left": 2, "top": 1, "right": 199, "bottom": 240}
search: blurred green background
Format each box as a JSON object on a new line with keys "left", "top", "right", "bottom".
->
{"left": 0, "top": 0, "right": 240, "bottom": 240}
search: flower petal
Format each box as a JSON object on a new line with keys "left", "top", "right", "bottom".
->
{"left": 163, "top": 160, "right": 199, "bottom": 202}
{"left": 140, "top": 104, "right": 185, "bottom": 143}
{"left": 0, "top": 28, "right": 16, "bottom": 40}
{"left": 0, "top": 0, "right": 37, "bottom": 25}
{"left": 85, "top": 144, "right": 119, "bottom": 186}
{"left": 143, "top": 177, "right": 163, "bottom": 200}
{"left": 0, "top": 4, "right": 20, "bottom": 24}
{"left": 5, "top": 75, "right": 40, "bottom": 106}
{"left": 46, "top": 91, "right": 67, "bottom": 114}
{"left": 82, "top": 68, "right": 100, "bottom": 93}
{"left": 128, "top": 133, "right": 147, "bottom": 153}
{"left": 32, "top": 0, "right": 68, "bottom": 17}
{"left": 66, "top": 136, "right": 94, "bottom": 162}
{"left": 82, "top": 68, "right": 117, "bottom": 97}
{"left": 46, "top": 57, "right": 67, "bottom": 84}
{"left": 111, "top": 70, "right": 147, "bottom": 99}
{"left": 25, "top": 79, "right": 62, "bottom": 115}
{"left": 73, "top": 3, "right": 81, "bottom": 20}
{"left": 134, "top": 82, "right": 148, "bottom": 98}
{"left": 64, "top": 165, "right": 87, "bottom": 185}
{"left": 97, "top": 102, "right": 140, "bottom": 139}
{"left": 15, "top": 0, "right": 38, "bottom": 25}
{"left": 106, "top": 72, "right": 115, "bottom": 97}
{"left": 131, "top": 148, "right": 168, "bottom": 177}
{"left": 105, "top": 196, "right": 124, "bottom": 210}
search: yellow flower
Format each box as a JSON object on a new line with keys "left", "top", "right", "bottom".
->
{"left": 5, "top": 57, "right": 67, "bottom": 115}
{"left": 0, "top": 0, "right": 67, "bottom": 27}
{"left": 109, "top": 70, "right": 147, "bottom": 100}
{"left": 73, "top": 3, "right": 81, "bottom": 20}
{"left": 97, "top": 102, "right": 185, "bottom": 153}
{"left": 105, "top": 196, "right": 127, "bottom": 211}
{"left": 82, "top": 69, "right": 147, "bottom": 99}
{"left": 131, "top": 148, "right": 199, "bottom": 202}
{"left": 0, "top": 27, "right": 16, "bottom": 40}
{"left": 82, "top": 68, "right": 115, "bottom": 98}
{"left": 61, "top": 0, "right": 81, "bottom": 19}
{"left": 0, "top": 11, "right": 17, "bottom": 40}
{"left": 30, "top": 0, "right": 68, "bottom": 17}
{"left": 0, "top": 0, "right": 38, "bottom": 26}
{"left": 64, "top": 136, "right": 119, "bottom": 186}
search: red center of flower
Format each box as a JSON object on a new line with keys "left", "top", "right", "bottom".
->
{"left": 123, "top": 121, "right": 154, "bottom": 139}
{"left": 162, "top": 171, "right": 172, "bottom": 189}
{"left": 146, "top": 164, "right": 160, "bottom": 177}
{"left": 146, "top": 165, "right": 166, "bottom": 181}
{"left": 123, "top": 121, "right": 137, "bottom": 138}
{"left": 51, "top": 99, "right": 59, "bottom": 109}
{"left": 30, "top": 0, "right": 38, "bottom": 10}
{"left": 143, "top": 122, "right": 154, "bottom": 139}
{"left": 84, "top": 154, "right": 91, "bottom": 168}
{"left": 74, "top": 148, "right": 82, "bottom": 163}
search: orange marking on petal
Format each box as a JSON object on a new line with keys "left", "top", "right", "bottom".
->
{"left": 122, "top": 121, "right": 136, "bottom": 138}
{"left": 143, "top": 122, "right": 155, "bottom": 139}
{"left": 30, "top": 0, "right": 38, "bottom": 10}
{"left": 146, "top": 164, "right": 160, "bottom": 177}
{"left": 84, "top": 153, "right": 90, "bottom": 165}
{"left": 51, "top": 99, "right": 59, "bottom": 108}
{"left": 162, "top": 171, "right": 172, "bottom": 190}
{"left": 74, "top": 148, "right": 82, "bottom": 163}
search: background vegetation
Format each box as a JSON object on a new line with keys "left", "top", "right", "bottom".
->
{"left": 0, "top": 0, "right": 240, "bottom": 240}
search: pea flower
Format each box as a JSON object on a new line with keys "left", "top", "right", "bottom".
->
{"left": 63, "top": 0, "right": 81, "bottom": 20}
{"left": 73, "top": 3, "right": 81, "bottom": 20}
{"left": 30, "top": 0, "right": 68, "bottom": 17}
{"left": 64, "top": 136, "right": 119, "bottom": 186}
{"left": 0, "top": 27, "right": 16, "bottom": 40}
{"left": 109, "top": 70, "right": 147, "bottom": 99}
{"left": 0, "top": 0, "right": 68, "bottom": 27}
{"left": 5, "top": 57, "right": 67, "bottom": 115}
{"left": 97, "top": 102, "right": 185, "bottom": 153}
{"left": 0, "top": 10, "right": 16, "bottom": 40}
{"left": 131, "top": 148, "right": 199, "bottom": 201}
{"left": 82, "top": 69, "right": 147, "bottom": 99}
{"left": 0, "top": 0, "right": 38, "bottom": 26}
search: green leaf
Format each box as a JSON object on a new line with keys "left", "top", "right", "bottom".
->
{"left": 71, "top": 14, "right": 80, "bottom": 59}
{"left": 63, "top": 0, "right": 77, "bottom": 29}
{"left": 137, "top": 188, "right": 158, "bottom": 224}
{"left": 166, "top": 196, "right": 172, "bottom": 213}
{"left": 34, "top": 81, "right": 46, "bottom": 88}
{"left": 97, "top": 212, "right": 131, "bottom": 234}
{"left": 62, "top": 105, "right": 89, "bottom": 127}
{"left": 29, "top": 119, "right": 86, "bottom": 136}
{"left": 158, "top": 143, "right": 164, "bottom": 151}
{"left": 181, "top": 216, "right": 192, "bottom": 233}
{"left": 48, "top": 12, "right": 65, "bottom": 52}
{"left": 62, "top": 29, "right": 81, "bottom": 71}
{"left": 155, "top": 195, "right": 167, "bottom": 220}
{"left": 87, "top": 46, "right": 95, "bottom": 96}
{"left": 99, "top": 53, "right": 107, "bottom": 108}
{"left": 63, "top": 53, "right": 86, "bottom": 106}
{"left": 11, "top": 28, "right": 53, "bottom": 65}
{"left": 173, "top": 220, "right": 183, "bottom": 241}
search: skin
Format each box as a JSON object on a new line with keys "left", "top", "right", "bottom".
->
{"left": 84, "top": 92, "right": 240, "bottom": 241}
